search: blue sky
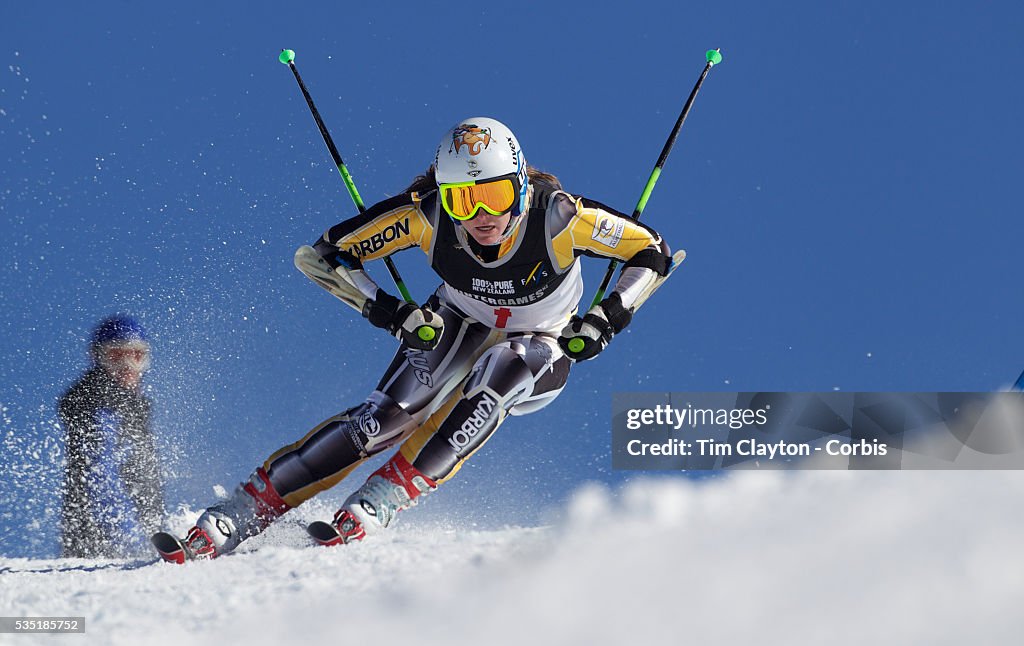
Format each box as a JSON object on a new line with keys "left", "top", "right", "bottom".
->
{"left": 2, "top": 2, "right": 1022, "bottom": 555}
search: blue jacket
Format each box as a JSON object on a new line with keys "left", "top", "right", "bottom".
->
{"left": 59, "top": 368, "right": 163, "bottom": 557}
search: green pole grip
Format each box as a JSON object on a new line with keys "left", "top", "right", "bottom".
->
{"left": 337, "top": 164, "right": 366, "bottom": 211}
{"left": 395, "top": 281, "right": 414, "bottom": 303}
{"left": 634, "top": 166, "right": 662, "bottom": 215}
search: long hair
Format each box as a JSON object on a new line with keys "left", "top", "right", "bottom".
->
{"left": 405, "top": 165, "right": 563, "bottom": 194}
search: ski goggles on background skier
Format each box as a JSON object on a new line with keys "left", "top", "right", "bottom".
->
{"left": 98, "top": 340, "right": 152, "bottom": 373}
{"left": 439, "top": 174, "right": 522, "bottom": 220}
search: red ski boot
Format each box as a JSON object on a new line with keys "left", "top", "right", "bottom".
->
{"left": 307, "top": 453, "right": 436, "bottom": 546}
{"left": 153, "top": 467, "right": 290, "bottom": 563}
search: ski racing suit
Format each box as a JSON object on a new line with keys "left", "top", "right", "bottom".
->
{"left": 191, "top": 180, "right": 673, "bottom": 554}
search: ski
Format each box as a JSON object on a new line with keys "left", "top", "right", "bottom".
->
{"left": 306, "top": 520, "right": 344, "bottom": 546}
{"left": 151, "top": 531, "right": 190, "bottom": 565}
{"left": 293, "top": 244, "right": 369, "bottom": 312}
{"left": 632, "top": 250, "right": 687, "bottom": 312}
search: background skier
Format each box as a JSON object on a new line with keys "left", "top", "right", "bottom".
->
{"left": 60, "top": 315, "right": 164, "bottom": 557}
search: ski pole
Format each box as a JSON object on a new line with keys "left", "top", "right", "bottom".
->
{"left": 588, "top": 48, "right": 723, "bottom": 308}
{"left": 278, "top": 48, "right": 414, "bottom": 304}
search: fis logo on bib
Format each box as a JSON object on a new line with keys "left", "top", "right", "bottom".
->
{"left": 521, "top": 261, "right": 549, "bottom": 286}
{"left": 348, "top": 218, "right": 411, "bottom": 258}
{"left": 591, "top": 217, "right": 624, "bottom": 249}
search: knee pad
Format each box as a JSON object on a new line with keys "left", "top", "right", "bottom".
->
{"left": 345, "top": 391, "right": 419, "bottom": 455}
{"left": 269, "top": 392, "right": 420, "bottom": 497}
{"left": 463, "top": 343, "right": 534, "bottom": 409}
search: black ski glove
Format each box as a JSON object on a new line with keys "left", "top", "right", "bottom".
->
{"left": 362, "top": 289, "right": 444, "bottom": 351}
{"left": 558, "top": 292, "right": 633, "bottom": 361}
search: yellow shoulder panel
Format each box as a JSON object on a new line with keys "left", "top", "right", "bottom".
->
{"left": 551, "top": 198, "right": 659, "bottom": 268}
{"left": 335, "top": 203, "right": 432, "bottom": 262}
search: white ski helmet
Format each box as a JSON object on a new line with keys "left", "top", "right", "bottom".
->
{"left": 434, "top": 117, "right": 529, "bottom": 220}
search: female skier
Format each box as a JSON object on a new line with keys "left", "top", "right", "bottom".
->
{"left": 154, "top": 117, "right": 676, "bottom": 562}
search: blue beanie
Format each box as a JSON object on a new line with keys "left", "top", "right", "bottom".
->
{"left": 91, "top": 315, "right": 149, "bottom": 347}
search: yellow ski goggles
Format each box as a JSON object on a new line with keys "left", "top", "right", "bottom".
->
{"left": 439, "top": 175, "right": 521, "bottom": 221}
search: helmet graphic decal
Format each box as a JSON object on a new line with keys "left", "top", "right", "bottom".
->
{"left": 450, "top": 125, "right": 492, "bottom": 156}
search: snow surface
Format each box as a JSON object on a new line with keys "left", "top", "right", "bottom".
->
{"left": 2, "top": 470, "right": 1023, "bottom": 645}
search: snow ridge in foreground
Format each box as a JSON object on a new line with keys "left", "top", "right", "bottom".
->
{"left": 2, "top": 471, "right": 1022, "bottom": 645}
